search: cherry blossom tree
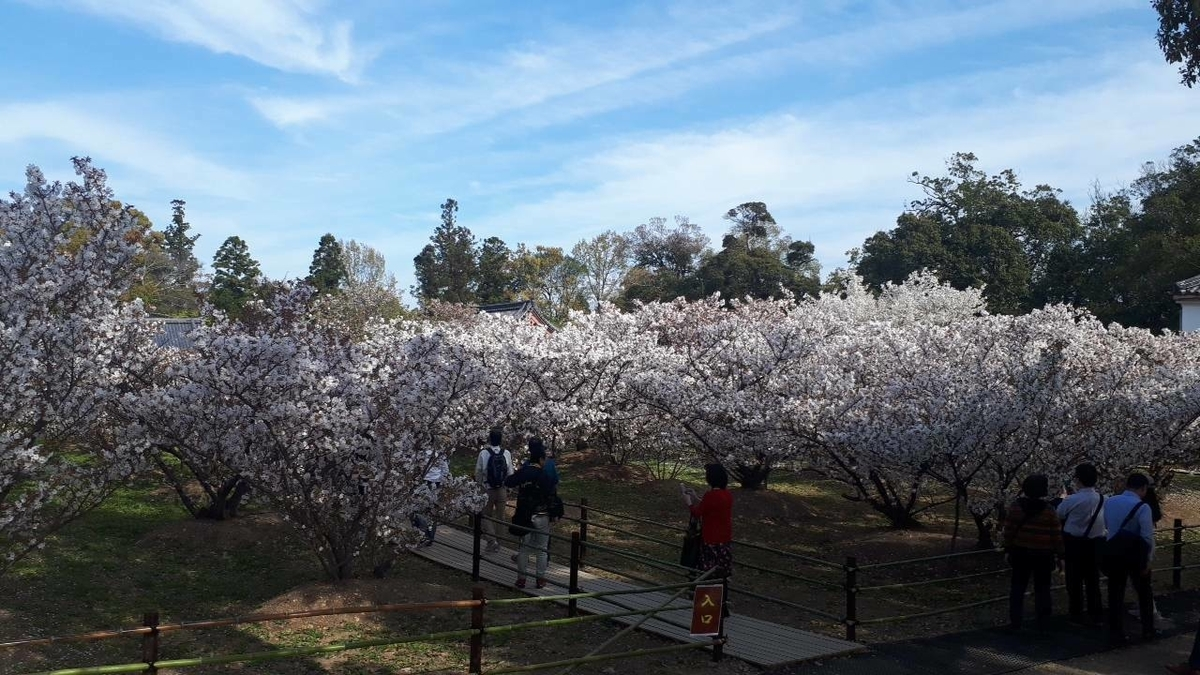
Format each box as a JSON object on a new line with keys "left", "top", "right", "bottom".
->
{"left": 133, "top": 288, "right": 487, "bottom": 579}
{"left": 0, "top": 159, "right": 157, "bottom": 573}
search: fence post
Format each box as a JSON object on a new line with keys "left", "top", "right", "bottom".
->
{"left": 579, "top": 497, "right": 589, "bottom": 563}
{"left": 141, "top": 611, "right": 160, "bottom": 674}
{"left": 569, "top": 532, "right": 582, "bottom": 617}
{"left": 470, "top": 586, "right": 485, "bottom": 675}
{"left": 1174, "top": 518, "right": 1184, "bottom": 590}
{"left": 712, "top": 577, "right": 728, "bottom": 662}
{"left": 844, "top": 556, "right": 857, "bottom": 642}
{"left": 472, "top": 513, "right": 483, "bottom": 582}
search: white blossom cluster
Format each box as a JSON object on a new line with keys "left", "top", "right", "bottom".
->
{"left": 6, "top": 159, "right": 1197, "bottom": 577}
{"left": 0, "top": 159, "right": 158, "bottom": 573}
{"left": 131, "top": 287, "right": 489, "bottom": 579}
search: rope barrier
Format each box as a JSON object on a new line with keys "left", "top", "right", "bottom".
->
{"left": 487, "top": 580, "right": 704, "bottom": 606}
{"left": 578, "top": 539, "right": 694, "bottom": 575}
{"left": 485, "top": 640, "right": 717, "bottom": 674}
{"left": 857, "top": 567, "right": 1009, "bottom": 593}
{"left": 733, "top": 559, "right": 843, "bottom": 590}
{"left": 857, "top": 583, "right": 1067, "bottom": 625}
{"left": 856, "top": 547, "right": 1001, "bottom": 570}
{"left": 726, "top": 586, "right": 842, "bottom": 622}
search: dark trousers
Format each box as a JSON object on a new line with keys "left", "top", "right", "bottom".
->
{"left": 1189, "top": 621, "right": 1200, "bottom": 668}
{"left": 1107, "top": 563, "right": 1154, "bottom": 637}
{"left": 1009, "top": 548, "right": 1054, "bottom": 628}
{"left": 1063, "top": 534, "right": 1103, "bottom": 616}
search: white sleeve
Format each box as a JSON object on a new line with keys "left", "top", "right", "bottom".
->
{"left": 474, "top": 450, "right": 486, "bottom": 484}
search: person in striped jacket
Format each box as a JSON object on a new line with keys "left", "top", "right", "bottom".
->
{"left": 1003, "top": 474, "right": 1065, "bottom": 632}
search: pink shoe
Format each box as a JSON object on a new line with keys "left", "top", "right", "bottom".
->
{"left": 515, "top": 577, "right": 526, "bottom": 589}
{"left": 536, "top": 579, "right": 547, "bottom": 589}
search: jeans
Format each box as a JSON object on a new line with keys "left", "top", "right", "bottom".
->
{"left": 411, "top": 513, "right": 436, "bottom": 543}
{"left": 481, "top": 487, "right": 507, "bottom": 548}
{"left": 517, "top": 513, "right": 550, "bottom": 581}
{"left": 1009, "top": 547, "right": 1054, "bottom": 628}
{"left": 1063, "top": 534, "right": 1103, "bottom": 616}
{"left": 1108, "top": 563, "right": 1154, "bottom": 638}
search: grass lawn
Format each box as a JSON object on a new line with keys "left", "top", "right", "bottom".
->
{"left": 6, "top": 455, "right": 1200, "bottom": 674}
{"left": 0, "top": 479, "right": 756, "bottom": 675}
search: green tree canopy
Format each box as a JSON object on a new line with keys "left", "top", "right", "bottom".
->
{"left": 1154, "top": 0, "right": 1200, "bottom": 87}
{"left": 307, "top": 233, "right": 347, "bottom": 294}
{"left": 698, "top": 202, "right": 820, "bottom": 301}
{"left": 855, "top": 153, "right": 1081, "bottom": 315}
{"left": 412, "top": 198, "right": 478, "bottom": 304}
{"left": 1066, "top": 138, "right": 1200, "bottom": 330}
{"left": 620, "top": 216, "right": 709, "bottom": 304}
{"left": 476, "top": 236, "right": 515, "bottom": 304}
{"left": 210, "top": 235, "right": 262, "bottom": 316}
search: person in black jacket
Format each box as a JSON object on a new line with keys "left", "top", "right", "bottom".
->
{"left": 505, "top": 439, "right": 555, "bottom": 589}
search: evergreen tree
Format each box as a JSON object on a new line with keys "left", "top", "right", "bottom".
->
{"left": 476, "top": 236, "right": 514, "bottom": 304}
{"left": 157, "top": 199, "right": 201, "bottom": 315}
{"left": 210, "top": 236, "right": 262, "bottom": 316}
{"left": 411, "top": 198, "right": 478, "bottom": 304}
{"left": 307, "top": 233, "right": 347, "bottom": 294}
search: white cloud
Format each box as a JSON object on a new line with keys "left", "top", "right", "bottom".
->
{"left": 246, "top": 0, "right": 1143, "bottom": 135}
{"left": 463, "top": 54, "right": 1197, "bottom": 273}
{"left": 248, "top": 3, "right": 797, "bottom": 130}
{"left": 49, "top": 0, "right": 369, "bottom": 81}
{"left": 0, "top": 102, "right": 253, "bottom": 200}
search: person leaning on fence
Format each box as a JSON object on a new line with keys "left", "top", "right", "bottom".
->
{"left": 1056, "top": 462, "right": 1106, "bottom": 624}
{"left": 474, "top": 428, "right": 513, "bottom": 554}
{"left": 681, "top": 463, "right": 734, "bottom": 581}
{"left": 1102, "top": 472, "right": 1156, "bottom": 644}
{"left": 1002, "top": 474, "right": 1064, "bottom": 632}
{"left": 506, "top": 438, "right": 556, "bottom": 589}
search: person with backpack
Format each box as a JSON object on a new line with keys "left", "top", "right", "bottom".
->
{"left": 505, "top": 438, "right": 557, "bottom": 589}
{"left": 1002, "top": 474, "right": 1064, "bottom": 632}
{"left": 474, "top": 428, "right": 513, "bottom": 554}
{"left": 1056, "top": 463, "right": 1106, "bottom": 623}
{"left": 1103, "top": 472, "right": 1156, "bottom": 644}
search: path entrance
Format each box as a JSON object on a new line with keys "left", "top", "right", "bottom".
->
{"left": 416, "top": 527, "right": 864, "bottom": 668}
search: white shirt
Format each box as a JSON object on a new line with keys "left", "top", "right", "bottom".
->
{"left": 1056, "top": 487, "right": 1106, "bottom": 539}
{"left": 1104, "top": 490, "right": 1156, "bottom": 562}
{"left": 474, "top": 445, "right": 513, "bottom": 486}
{"left": 424, "top": 456, "right": 450, "bottom": 483}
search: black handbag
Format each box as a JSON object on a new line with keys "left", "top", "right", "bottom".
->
{"left": 680, "top": 517, "right": 702, "bottom": 569}
{"left": 1101, "top": 501, "right": 1148, "bottom": 574}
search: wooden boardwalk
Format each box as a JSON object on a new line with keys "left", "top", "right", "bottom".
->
{"left": 415, "top": 526, "right": 865, "bottom": 668}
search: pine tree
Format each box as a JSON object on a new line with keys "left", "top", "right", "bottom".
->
{"left": 411, "top": 198, "right": 478, "bottom": 304}
{"left": 158, "top": 199, "right": 202, "bottom": 315}
{"left": 307, "top": 233, "right": 347, "bottom": 294}
{"left": 210, "top": 236, "right": 262, "bottom": 316}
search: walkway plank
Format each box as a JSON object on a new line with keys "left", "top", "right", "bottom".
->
{"left": 415, "top": 527, "right": 865, "bottom": 668}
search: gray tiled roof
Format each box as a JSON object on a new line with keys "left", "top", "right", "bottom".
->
{"left": 477, "top": 301, "right": 554, "bottom": 329}
{"left": 149, "top": 318, "right": 204, "bottom": 349}
{"left": 1177, "top": 274, "right": 1200, "bottom": 297}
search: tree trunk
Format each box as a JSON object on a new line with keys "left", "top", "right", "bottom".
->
{"left": 972, "top": 510, "right": 995, "bottom": 550}
{"left": 733, "top": 461, "right": 771, "bottom": 490}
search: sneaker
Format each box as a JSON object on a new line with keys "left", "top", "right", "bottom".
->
{"left": 511, "top": 554, "right": 518, "bottom": 563}
{"left": 485, "top": 542, "right": 501, "bottom": 553}
{"left": 536, "top": 578, "right": 547, "bottom": 589}
{"left": 515, "top": 577, "right": 526, "bottom": 589}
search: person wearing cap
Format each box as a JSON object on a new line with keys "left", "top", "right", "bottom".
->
{"left": 505, "top": 438, "right": 556, "bottom": 589}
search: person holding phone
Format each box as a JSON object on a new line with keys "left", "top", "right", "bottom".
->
{"left": 681, "top": 464, "right": 734, "bottom": 581}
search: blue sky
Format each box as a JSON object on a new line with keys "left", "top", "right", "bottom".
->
{"left": 0, "top": 1, "right": 1195, "bottom": 296}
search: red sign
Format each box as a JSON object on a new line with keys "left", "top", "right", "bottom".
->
{"left": 689, "top": 584, "right": 725, "bottom": 636}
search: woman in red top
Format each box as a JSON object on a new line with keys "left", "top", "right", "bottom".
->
{"left": 682, "top": 463, "right": 733, "bottom": 579}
